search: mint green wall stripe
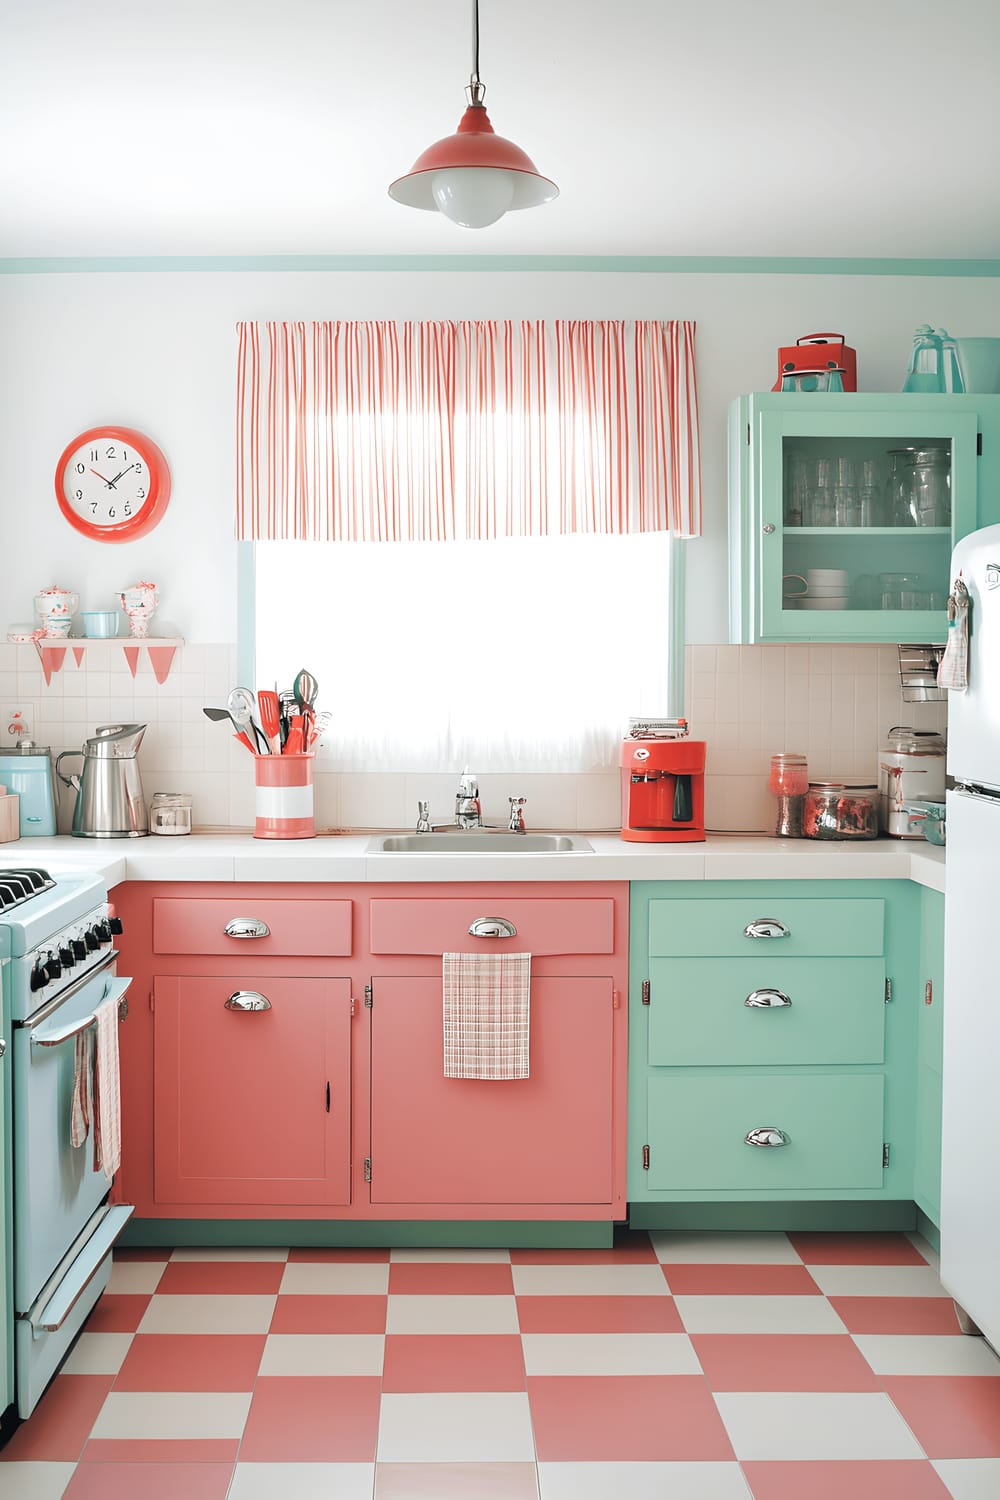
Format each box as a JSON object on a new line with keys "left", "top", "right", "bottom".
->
{"left": 2, "top": 256, "right": 1000, "bottom": 276}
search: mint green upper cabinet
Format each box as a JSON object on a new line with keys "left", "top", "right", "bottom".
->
{"left": 728, "top": 393, "right": 1000, "bottom": 644}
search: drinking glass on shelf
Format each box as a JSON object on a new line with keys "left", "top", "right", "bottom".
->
{"left": 886, "top": 449, "right": 915, "bottom": 526}
{"left": 807, "top": 488, "right": 836, "bottom": 527}
{"left": 858, "top": 484, "right": 884, "bottom": 526}
{"left": 834, "top": 484, "right": 863, "bottom": 526}
{"left": 784, "top": 456, "right": 808, "bottom": 526}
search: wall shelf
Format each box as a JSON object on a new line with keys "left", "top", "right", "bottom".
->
{"left": 31, "top": 636, "right": 184, "bottom": 685}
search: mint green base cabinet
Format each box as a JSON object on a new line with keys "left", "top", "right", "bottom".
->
{"left": 728, "top": 392, "right": 1000, "bottom": 644}
{"left": 1, "top": 990, "right": 11, "bottom": 1424}
{"left": 629, "top": 880, "right": 924, "bottom": 1217}
{"left": 914, "top": 887, "right": 945, "bottom": 1231}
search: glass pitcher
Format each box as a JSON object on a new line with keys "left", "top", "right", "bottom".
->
{"left": 900, "top": 447, "right": 951, "bottom": 528}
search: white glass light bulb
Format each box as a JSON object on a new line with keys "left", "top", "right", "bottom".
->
{"left": 431, "top": 167, "right": 516, "bottom": 228}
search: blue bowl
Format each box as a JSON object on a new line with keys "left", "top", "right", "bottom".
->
{"left": 80, "top": 610, "right": 121, "bottom": 639}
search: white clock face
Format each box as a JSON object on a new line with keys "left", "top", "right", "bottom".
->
{"left": 62, "top": 436, "right": 152, "bottom": 527}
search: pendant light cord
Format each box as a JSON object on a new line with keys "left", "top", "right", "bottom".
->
{"left": 472, "top": 0, "right": 480, "bottom": 85}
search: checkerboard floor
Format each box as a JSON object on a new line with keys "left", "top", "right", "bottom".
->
{"left": 2, "top": 1230, "right": 999, "bottom": 1499}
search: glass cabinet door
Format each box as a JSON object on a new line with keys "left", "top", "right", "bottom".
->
{"left": 734, "top": 396, "right": 982, "bottom": 644}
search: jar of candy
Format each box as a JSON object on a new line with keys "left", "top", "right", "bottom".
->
{"left": 769, "top": 753, "right": 808, "bottom": 836}
{"left": 803, "top": 782, "right": 879, "bottom": 840}
{"left": 150, "top": 791, "right": 193, "bottom": 835}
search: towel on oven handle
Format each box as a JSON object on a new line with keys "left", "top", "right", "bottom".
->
{"left": 70, "top": 994, "right": 121, "bottom": 1180}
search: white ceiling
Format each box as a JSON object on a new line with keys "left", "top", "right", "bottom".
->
{"left": 4, "top": 0, "right": 998, "bottom": 261}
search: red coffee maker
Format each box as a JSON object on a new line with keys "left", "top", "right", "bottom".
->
{"left": 620, "top": 719, "right": 706, "bottom": 843}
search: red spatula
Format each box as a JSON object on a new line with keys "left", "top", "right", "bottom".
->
{"left": 257, "top": 690, "right": 282, "bottom": 755}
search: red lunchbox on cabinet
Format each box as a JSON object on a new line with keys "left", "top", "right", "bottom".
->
{"left": 772, "top": 332, "right": 857, "bottom": 392}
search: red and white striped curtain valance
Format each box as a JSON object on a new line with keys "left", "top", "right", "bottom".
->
{"left": 235, "top": 319, "right": 701, "bottom": 541}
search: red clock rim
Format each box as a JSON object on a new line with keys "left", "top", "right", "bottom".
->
{"left": 55, "top": 425, "right": 171, "bottom": 543}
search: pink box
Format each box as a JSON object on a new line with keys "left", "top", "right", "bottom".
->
{"left": 0, "top": 790, "right": 20, "bottom": 842}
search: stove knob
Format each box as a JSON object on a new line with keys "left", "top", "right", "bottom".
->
{"left": 46, "top": 951, "right": 62, "bottom": 980}
{"left": 30, "top": 962, "right": 49, "bottom": 991}
{"left": 59, "top": 945, "right": 75, "bottom": 968}
{"left": 108, "top": 915, "right": 124, "bottom": 936}
{"left": 72, "top": 937, "right": 87, "bottom": 961}
{"left": 95, "top": 919, "right": 113, "bottom": 945}
{"left": 84, "top": 928, "right": 99, "bottom": 952}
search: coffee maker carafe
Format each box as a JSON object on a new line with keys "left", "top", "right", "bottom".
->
{"left": 56, "top": 723, "right": 149, "bottom": 838}
{"left": 620, "top": 719, "right": 706, "bottom": 843}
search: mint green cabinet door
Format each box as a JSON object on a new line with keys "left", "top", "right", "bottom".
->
{"left": 648, "top": 956, "right": 886, "bottom": 1066}
{"left": 647, "top": 1074, "right": 885, "bottom": 1192}
{"left": 1, "top": 1035, "right": 10, "bottom": 1415}
{"left": 914, "top": 888, "right": 945, "bottom": 1225}
{"left": 648, "top": 897, "right": 884, "bottom": 958}
{"left": 729, "top": 392, "right": 995, "bottom": 644}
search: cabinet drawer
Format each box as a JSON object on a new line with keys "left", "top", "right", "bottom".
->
{"left": 370, "top": 898, "right": 615, "bottom": 957}
{"left": 647, "top": 957, "right": 886, "bottom": 1066}
{"left": 646, "top": 1074, "right": 885, "bottom": 1192}
{"left": 648, "top": 898, "right": 884, "bottom": 958}
{"left": 152, "top": 898, "right": 352, "bottom": 957}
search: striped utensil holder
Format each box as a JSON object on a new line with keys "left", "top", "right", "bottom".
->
{"left": 253, "top": 752, "right": 315, "bottom": 839}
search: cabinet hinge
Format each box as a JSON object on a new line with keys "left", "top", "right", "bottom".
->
{"left": 746, "top": 422, "right": 751, "bottom": 446}
{"left": 641, "top": 979, "right": 651, "bottom": 1006}
{"left": 325, "top": 1082, "right": 331, "bottom": 1113}
{"left": 925, "top": 979, "right": 934, "bottom": 1006}
{"left": 978, "top": 432, "right": 983, "bottom": 456}
{"left": 363, "top": 1156, "right": 372, "bottom": 1183}
{"left": 884, "top": 977, "right": 892, "bottom": 1004}
{"left": 350, "top": 997, "right": 356, "bottom": 1017}
{"left": 883, "top": 1142, "right": 891, "bottom": 1168}
{"left": 612, "top": 989, "right": 620, "bottom": 1009}
{"left": 642, "top": 1144, "right": 650, "bottom": 1171}
{"left": 365, "top": 984, "right": 373, "bottom": 1008}
{"left": 148, "top": 990, "right": 154, "bottom": 1012}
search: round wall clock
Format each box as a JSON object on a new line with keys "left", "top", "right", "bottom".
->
{"left": 55, "top": 425, "right": 170, "bottom": 542}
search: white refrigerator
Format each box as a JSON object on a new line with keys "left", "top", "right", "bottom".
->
{"left": 941, "top": 521, "right": 1000, "bottom": 1351}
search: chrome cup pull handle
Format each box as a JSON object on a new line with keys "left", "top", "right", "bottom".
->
{"left": 224, "top": 917, "right": 271, "bottom": 939}
{"left": 225, "top": 991, "right": 272, "bottom": 1012}
{"left": 745, "top": 1127, "right": 789, "bottom": 1147}
{"left": 468, "top": 917, "right": 517, "bottom": 938}
{"left": 744, "top": 988, "right": 792, "bottom": 1009}
{"left": 743, "top": 918, "right": 790, "bottom": 939}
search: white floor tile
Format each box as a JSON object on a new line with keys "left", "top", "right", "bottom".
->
{"left": 390, "top": 1247, "right": 511, "bottom": 1262}
{"left": 806, "top": 1264, "right": 946, "bottom": 1298}
{"left": 106, "top": 1260, "right": 165, "bottom": 1293}
{"left": 522, "top": 1332, "right": 701, "bottom": 1375}
{"left": 137, "top": 1292, "right": 276, "bottom": 1334}
{"left": 907, "top": 1233, "right": 941, "bottom": 1270}
{"left": 675, "top": 1295, "right": 846, "bottom": 1334}
{"left": 714, "top": 1391, "right": 926, "bottom": 1460}
{"left": 279, "top": 1262, "right": 390, "bottom": 1295}
{"left": 377, "top": 1392, "right": 535, "bottom": 1462}
{"left": 259, "top": 1333, "right": 385, "bottom": 1376}
{"left": 650, "top": 1232, "right": 799, "bottom": 1265}
{"left": 386, "top": 1294, "right": 520, "bottom": 1334}
{"left": 511, "top": 1265, "right": 669, "bottom": 1297}
{"left": 90, "top": 1390, "right": 252, "bottom": 1439}
{"left": 853, "top": 1333, "right": 1000, "bottom": 1376}
{"left": 0, "top": 1465, "right": 76, "bottom": 1500}
{"left": 538, "top": 1461, "right": 752, "bottom": 1500}
{"left": 229, "top": 1462, "right": 375, "bottom": 1499}
{"left": 170, "top": 1246, "right": 290, "bottom": 1261}
{"left": 932, "top": 1458, "right": 1000, "bottom": 1499}
{"left": 61, "top": 1331, "right": 133, "bottom": 1375}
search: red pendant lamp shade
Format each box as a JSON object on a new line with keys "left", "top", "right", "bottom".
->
{"left": 388, "top": 2, "right": 558, "bottom": 229}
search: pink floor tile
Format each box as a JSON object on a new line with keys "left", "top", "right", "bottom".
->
{"left": 63, "top": 1461, "right": 234, "bottom": 1498}
{"left": 289, "top": 1246, "right": 391, "bottom": 1262}
{"left": 82, "top": 1439, "right": 241, "bottom": 1463}
{"left": 742, "top": 1458, "right": 953, "bottom": 1499}
{"left": 84, "top": 1294, "right": 152, "bottom": 1333}
{"left": 113, "top": 1333, "right": 267, "bottom": 1391}
{"left": 691, "top": 1333, "right": 883, "bottom": 1392}
{"left": 527, "top": 1374, "right": 735, "bottom": 1460}
{"left": 270, "top": 1294, "right": 388, "bottom": 1333}
{"left": 239, "top": 1375, "right": 381, "bottom": 1461}
{"left": 830, "top": 1296, "right": 964, "bottom": 1335}
{"left": 664, "top": 1264, "right": 822, "bottom": 1296}
{"left": 883, "top": 1375, "right": 1000, "bottom": 1458}
{"left": 155, "top": 1260, "right": 285, "bottom": 1295}
{"left": 382, "top": 1334, "right": 526, "bottom": 1392}
{"left": 788, "top": 1232, "right": 929, "bottom": 1266}
{"left": 516, "top": 1295, "right": 683, "bottom": 1333}
{"left": 388, "top": 1264, "right": 515, "bottom": 1296}
{"left": 0, "top": 1375, "right": 114, "bottom": 1462}
{"left": 375, "top": 1460, "right": 540, "bottom": 1497}
{"left": 510, "top": 1230, "right": 658, "bottom": 1264}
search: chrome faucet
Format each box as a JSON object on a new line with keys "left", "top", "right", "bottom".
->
{"left": 415, "top": 800, "right": 432, "bottom": 833}
{"left": 456, "top": 769, "right": 482, "bottom": 829}
{"left": 508, "top": 796, "right": 527, "bottom": 833}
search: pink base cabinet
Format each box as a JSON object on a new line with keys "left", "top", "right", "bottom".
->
{"left": 111, "top": 880, "right": 629, "bottom": 1227}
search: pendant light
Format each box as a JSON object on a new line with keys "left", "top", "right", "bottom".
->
{"left": 388, "top": 0, "right": 558, "bottom": 229}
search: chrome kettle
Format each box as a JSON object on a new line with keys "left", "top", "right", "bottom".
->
{"left": 56, "top": 723, "right": 149, "bottom": 838}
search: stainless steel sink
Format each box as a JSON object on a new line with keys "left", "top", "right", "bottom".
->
{"left": 367, "top": 832, "right": 594, "bottom": 853}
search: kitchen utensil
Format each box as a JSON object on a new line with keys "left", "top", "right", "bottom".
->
{"left": 257, "top": 690, "right": 282, "bottom": 755}
{"left": 293, "top": 668, "right": 319, "bottom": 712}
{"left": 55, "top": 722, "right": 149, "bottom": 837}
{"left": 202, "top": 706, "right": 258, "bottom": 755}
{"left": 228, "top": 687, "right": 267, "bottom": 753}
{"left": 878, "top": 726, "right": 947, "bottom": 838}
{"left": 79, "top": 610, "right": 121, "bottom": 638}
{"left": 278, "top": 689, "right": 298, "bottom": 747}
{"left": 308, "top": 710, "right": 332, "bottom": 746}
{"left": 903, "top": 797, "right": 947, "bottom": 845}
{"left": 0, "top": 744, "right": 58, "bottom": 836}
{"left": 284, "top": 715, "right": 306, "bottom": 755}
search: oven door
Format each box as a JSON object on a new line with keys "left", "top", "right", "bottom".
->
{"left": 13, "top": 966, "right": 134, "bottom": 1418}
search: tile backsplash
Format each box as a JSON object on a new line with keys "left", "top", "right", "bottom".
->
{"left": 0, "top": 640, "right": 947, "bottom": 837}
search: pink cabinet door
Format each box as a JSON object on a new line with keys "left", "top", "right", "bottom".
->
{"left": 370, "top": 975, "right": 615, "bottom": 1205}
{"left": 153, "top": 975, "right": 353, "bottom": 1206}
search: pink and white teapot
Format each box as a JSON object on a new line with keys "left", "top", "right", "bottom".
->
{"left": 33, "top": 584, "right": 79, "bottom": 638}
{"left": 120, "top": 580, "right": 158, "bottom": 638}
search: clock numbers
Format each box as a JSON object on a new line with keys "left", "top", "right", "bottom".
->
{"left": 56, "top": 425, "right": 170, "bottom": 541}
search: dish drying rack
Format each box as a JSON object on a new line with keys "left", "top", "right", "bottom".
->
{"left": 897, "top": 644, "right": 946, "bottom": 703}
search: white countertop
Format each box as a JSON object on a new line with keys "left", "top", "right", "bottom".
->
{"left": 4, "top": 831, "right": 946, "bottom": 893}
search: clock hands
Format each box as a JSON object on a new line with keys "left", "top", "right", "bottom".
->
{"left": 89, "top": 467, "right": 116, "bottom": 485}
{"left": 90, "top": 463, "right": 137, "bottom": 490}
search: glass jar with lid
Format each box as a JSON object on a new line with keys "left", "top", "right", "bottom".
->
{"left": 803, "top": 782, "right": 879, "bottom": 840}
{"left": 150, "top": 791, "right": 193, "bottom": 835}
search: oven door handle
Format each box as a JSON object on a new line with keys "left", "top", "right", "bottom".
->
{"left": 16, "top": 949, "right": 118, "bottom": 1033}
{"left": 25, "top": 1203, "right": 134, "bottom": 1332}
{"left": 28, "top": 975, "right": 131, "bottom": 1048}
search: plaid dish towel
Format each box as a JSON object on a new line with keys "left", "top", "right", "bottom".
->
{"left": 443, "top": 951, "right": 531, "bottom": 1080}
{"left": 938, "top": 578, "right": 971, "bottom": 692}
{"left": 71, "top": 1027, "right": 94, "bottom": 1149}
